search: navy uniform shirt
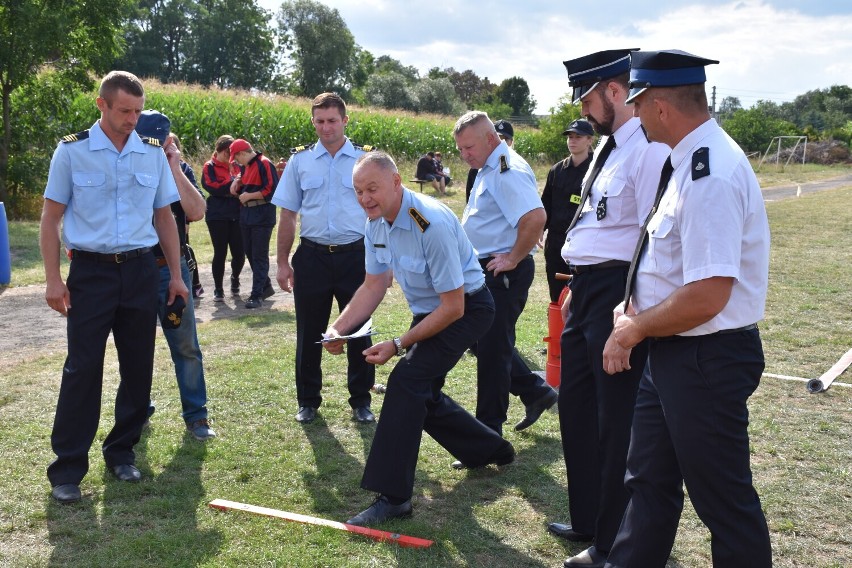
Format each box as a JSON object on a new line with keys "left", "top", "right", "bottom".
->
{"left": 365, "top": 187, "right": 485, "bottom": 315}
{"left": 44, "top": 121, "right": 179, "bottom": 253}
{"left": 272, "top": 137, "right": 367, "bottom": 245}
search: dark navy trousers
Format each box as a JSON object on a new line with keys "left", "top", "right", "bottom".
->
{"left": 606, "top": 329, "right": 772, "bottom": 568}
{"left": 361, "top": 288, "right": 511, "bottom": 500}
{"left": 559, "top": 266, "right": 647, "bottom": 552}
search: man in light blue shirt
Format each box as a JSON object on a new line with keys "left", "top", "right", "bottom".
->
{"left": 455, "top": 111, "right": 556, "bottom": 440}
{"left": 40, "top": 71, "right": 185, "bottom": 503}
{"left": 323, "top": 151, "right": 513, "bottom": 526}
{"left": 273, "top": 92, "right": 375, "bottom": 425}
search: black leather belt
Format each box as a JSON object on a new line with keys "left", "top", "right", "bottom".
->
{"left": 243, "top": 199, "right": 268, "bottom": 207}
{"left": 567, "top": 259, "right": 630, "bottom": 275}
{"left": 300, "top": 237, "right": 365, "bottom": 253}
{"left": 465, "top": 283, "right": 487, "bottom": 297}
{"left": 71, "top": 247, "right": 151, "bottom": 264}
{"left": 653, "top": 324, "right": 758, "bottom": 342}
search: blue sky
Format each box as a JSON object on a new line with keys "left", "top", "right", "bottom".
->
{"left": 258, "top": 0, "right": 852, "bottom": 114}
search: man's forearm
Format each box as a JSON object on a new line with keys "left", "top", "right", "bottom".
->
{"left": 277, "top": 209, "right": 298, "bottom": 262}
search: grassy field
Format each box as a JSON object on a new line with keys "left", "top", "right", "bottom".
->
{"left": 0, "top": 177, "right": 851, "bottom": 566}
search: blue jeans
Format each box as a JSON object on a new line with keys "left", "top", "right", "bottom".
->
{"left": 158, "top": 257, "right": 208, "bottom": 424}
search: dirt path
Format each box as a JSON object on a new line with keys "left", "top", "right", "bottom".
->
{"left": 0, "top": 261, "right": 292, "bottom": 372}
{"left": 2, "top": 174, "right": 850, "bottom": 370}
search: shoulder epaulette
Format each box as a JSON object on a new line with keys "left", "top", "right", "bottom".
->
{"left": 692, "top": 147, "right": 710, "bottom": 181}
{"left": 408, "top": 207, "right": 430, "bottom": 232}
{"left": 499, "top": 155, "right": 509, "bottom": 173}
{"left": 290, "top": 142, "right": 316, "bottom": 155}
{"left": 141, "top": 136, "right": 161, "bottom": 147}
{"left": 353, "top": 143, "right": 375, "bottom": 152}
{"left": 60, "top": 130, "right": 90, "bottom": 144}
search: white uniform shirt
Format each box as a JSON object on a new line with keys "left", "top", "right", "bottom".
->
{"left": 461, "top": 141, "right": 542, "bottom": 258}
{"left": 562, "top": 117, "right": 669, "bottom": 265}
{"left": 633, "top": 118, "right": 770, "bottom": 335}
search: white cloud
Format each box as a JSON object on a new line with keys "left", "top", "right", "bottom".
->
{"left": 259, "top": 0, "right": 852, "bottom": 112}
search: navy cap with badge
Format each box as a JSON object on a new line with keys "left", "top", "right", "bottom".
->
{"left": 563, "top": 48, "right": 639, "bottom": 104}
{"left": 562, "top": 119, "right": 595, "bottom": 137}
{"left": 494, "top": 119, "right": 514, "bottom": 139}
{"left": 135, "top": 110, "right": 171, "bottom": 144}
{"left": 626, "top": 49, "right": 719, "bottom": 104}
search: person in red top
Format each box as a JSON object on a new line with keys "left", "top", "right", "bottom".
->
{"left": 229, "top": 138, "right": 278, "bottom": 308}
{"left": 202, "top": 135, "right": 245, "bottom": 301}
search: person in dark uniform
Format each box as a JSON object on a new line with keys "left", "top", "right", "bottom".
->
{"left": 202, "top": 135, "right": 245, "bottom": 301}
{"left": 540, "top": 118, "right": 595, "bottom": 302}
{"left": 455, "top": 111, "right": 557, "bottom": 440}
{"left": 553, "top": 49, "right": 670, "bottom": 568}
{"left": 135, "top": 111, "right": 216, "bottom": 442}
{"left": 273, "top": 92, "right": 375, "bottom": 425}
{"left": 229, "top": 138, "right": 278, "bottom": 309}
{"left": 323, "top": 151, "right": 514, "bottom": 526}
{"left": 39, "top": 71, "right": 186, "bottom": 503}
{"left": 602, "top": 49, "right": 772, "bottom": 568}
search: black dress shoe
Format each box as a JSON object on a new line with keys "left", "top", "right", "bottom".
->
{"left": 51, "top": 484, "right": 81, "bottom": 503}
{"left": 548, "top": 521, "right": 594, "bottom": 542}
{"left": 451, "top": 443, "right": 515, "bottom": 470}
{"left": 515, "top": 388, "right": 558, "bottom": 431}
{"left": 352, "top": 406, "right": 375, "bottom": 423}
{"left": 564, "top": 545, "right": 607, "bottom": 567}
{"left": 295, "top": 406, "right": 317, "bottom": 423}
{"left": 111, "top": 464, "right": 142, "bottom": 482}
{"left": 346, "top": 495, "right": 412, "bottom": 526}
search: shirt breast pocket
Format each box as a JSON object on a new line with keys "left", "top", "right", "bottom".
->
{"left": 71, "top": 171, "right": 107, "bottom": 209}
{"left": 596, "top": 175, "right": 627, "bottom": 223}
{"left": 132, "top": 172, "right": 159, "bottom": 208}
{"left": 646, "top": 214, "right": 675, "bottom": 272}
{"left": 398, "top": 254, "right": 430, "bottom": 289}
{"left": 300, "top": 176, "right": 324, "bottom": 192}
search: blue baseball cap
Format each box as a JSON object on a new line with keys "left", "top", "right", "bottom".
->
{"left": 562, "top": 119, "right": 595, "bottom": 137}
{"left": 135, "top": 110, "right": 171, "bottom": 144}
{"left": 626, "top": 50, "right": 719, "bottom": 104}
{"left": 563, "top": 49, "right": 639, "bottom": 104}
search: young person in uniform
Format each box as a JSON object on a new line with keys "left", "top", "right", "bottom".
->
{"left": 273, "top": 92, "right": 376, "bottom": 425}
{"left": 323, "top": 151, "right": 514, "bottom": 526}
{"left": 601, "top": 49, "right": 772, "bottom": 568}
{"left": 40, "top": 71, "right": 185, "bottom": 503}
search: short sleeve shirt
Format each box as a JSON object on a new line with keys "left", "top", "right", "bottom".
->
{"left": 633, "top": 119, "right": 770, "bottom": 335}
{"left": 43, "top": 121, "right": 179, "bottom": 253}
{"left": 366, "top": 188, "right": 485, "bottom": 314}
{"left": 272, "top": 137, "right": 366, "bottom": 245}
{"left": 562, "top": 117, "right": 670, "bottom": 265}
{"left": 461, "top": 142, "right": 543, "bottom": 257}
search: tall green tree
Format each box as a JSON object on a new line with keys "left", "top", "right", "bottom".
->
{"left": 276, "top": 0, "right": 355, "bottom": 96}
{"left": 496, "top": 76, "right": 536, "bottom": 117}
{"left": 0, "top": 0, "right": 132, "bottom": 204}
{"left": 184, "top": 0, "right": 275, "bottom": 89}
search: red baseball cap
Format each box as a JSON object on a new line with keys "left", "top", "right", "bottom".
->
{"left": 229, "top": 138, "right": 252, "bottom": 161}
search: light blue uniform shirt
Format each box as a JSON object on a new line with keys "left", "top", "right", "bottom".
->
{"left": 366, "top": 188, "right": 485, "bottom": 315}
{"left": 461, "top": 141, "right": 542, "bottom": 257}
{"left": 272, "top": 137, "right": 367, "bottom": 245}
{"left": 43, "top": 121, "right": 179, "bottom": 254}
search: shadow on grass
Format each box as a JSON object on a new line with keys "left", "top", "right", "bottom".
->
{"left": 45, "top": 427, "right": 223, "bottom": 566}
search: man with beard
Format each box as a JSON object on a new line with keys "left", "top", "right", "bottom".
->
{"left": 549, "top": 49, "right": 670, "bottom": 568}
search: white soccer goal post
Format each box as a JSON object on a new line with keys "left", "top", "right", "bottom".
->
{"left": 757, "top": 136, "right": 807, "bottom": 169}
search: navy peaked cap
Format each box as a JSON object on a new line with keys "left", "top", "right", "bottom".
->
{"left": 135, "top": 110, "right": 171, "bottom": 144}
{"left": 563, "top": 49, "right": 639, "bottom": 103}
{"left": 626, "top": 50, "right": 719, "bottom": 103}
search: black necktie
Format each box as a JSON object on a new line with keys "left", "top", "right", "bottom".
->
{"left": 565, "top": 135, "right": 616, "bottom": 233}
{"left": 623, "top": 156, "right": 674, "bottom": 308}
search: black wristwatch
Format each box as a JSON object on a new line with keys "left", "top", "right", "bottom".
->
{"left": 393, "top": 337, "right": 405, "bottom": 356}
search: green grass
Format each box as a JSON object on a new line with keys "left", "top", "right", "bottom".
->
{"left": 1, "top": 182, "right": 851, "bottom": 566}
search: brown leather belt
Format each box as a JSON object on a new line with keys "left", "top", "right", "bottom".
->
{"left": 243, "top": 199, "right": 268, "bottom": 207}
{"left": 71, "top": 247, "right": 151, "bottom": 264}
